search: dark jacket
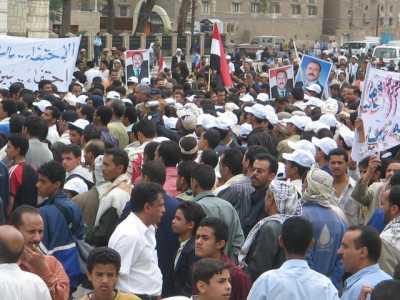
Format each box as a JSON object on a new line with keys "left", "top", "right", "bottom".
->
{"left": 172, "top": 237, "right": 198, "bottom": 296}
{"left": 244, "top": 220, "right": 285, "bottom": 282}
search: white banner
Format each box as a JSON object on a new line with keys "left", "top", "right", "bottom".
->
{"left": 359, "top": 66, "right": 400, "bottom": 153}
{"left": 0, "top": 36, "right": 81, "bottom": 92}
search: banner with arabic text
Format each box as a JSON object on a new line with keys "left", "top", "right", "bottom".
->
{"left": 359, "top": 66, "right": 400, "bottom": 153}
{"left": 0, "top": 36, "right": 81, "bottom": 92}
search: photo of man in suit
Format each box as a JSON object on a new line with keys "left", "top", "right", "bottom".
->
{"left": 304, "top": 60, "right": 323, "bottom": 92}
{"left": 126, "top": 50, "right": 149, "bottom": 83}
{"left": 271, "top": 70, "right": 290, "bottom": 98}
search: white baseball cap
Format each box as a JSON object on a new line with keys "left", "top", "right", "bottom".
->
{"left": 306, "top": 96, "right": 323, "bottom": 108}
{"left": 76, "top": 95, "right": 88, "bottom": 105}
{"left": 285, "top": 115, "right": 311, "bottom": 131}
{"left": 140, "top": 77, "right": 151, "bottom": 85}
{"left": 312, "top": 137, "right": 338, "bottom": 155}
{"left": 163, "top": 116, "right": 178, "bottom": 129}
{"left": 338, "top": 125, "right": 355, "bottom": 148}
{"left": 197, "top": 114, "right": 218, "bottom": 130}
{"left": 216, "top": 113, "right": 235, "bottom": 130}
{"left": 239, "top": 94, "right": 255, "bottom": 103}
{"left": 68, "top": 119, "right": 90, "bottom": 131}
{"left": 239, "top": 123, "right": 253, "bottom": 137}
{"left": 225, "top": 102, "right": 240, "bottom": 112}
{"left": 293, "top": 101, "right": 307, "bottom": 111}
{"left": 244, "top": 104, "right": 278, "bottom": 125}
{"left": 122, "top": 98, "right": 133, "bottom": 105}
{"left": 304, "top": 120, "right": 330, "bottom": 134}
{"left": 127, "top": 76, "right": 139, "bottom": 84}
{"left": 288, "top": 139, "right": 316, "bottom": 157}
{"left": 306, "top": 83, "right": 322, "bottom": 94}
{"left": 32, "top": 100, "right": 52, "bottom": 113}
{"left": 256, "top": 93, "right": 270, "bottom": 102}
{"left": 106, "top": 91, "right": 121, "bottom": 101}
{"left": 64, "top": 177, "right": 89, "bottom": 194}
{"left": 283, "top": 149, "right": 316, "bottom": 168}
{"left": 319, "top": 114, "right": 337, "bottom": 128}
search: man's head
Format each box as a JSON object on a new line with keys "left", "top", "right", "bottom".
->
{"left": 385, "top": 160, "right": 400, "bottom": 180}
{"left": 250, "top": 153, "right": 278, "bottom": 189}
{"left": 192, "top": 258, "right": 231, "bottom": 300}
{"left": 305, "top": 61, "right": 321, "bottom": 82}
{"left": 176, "top": 160, "right": 198, "bottom": 192}
{"left": 242, "top": 145, "right": 269, "bottom": 176}
{"left": 10, "top": 205, "right": 43, "bottom": 250}
{"left": 155, "top": 141, "right": 181, "bottom": 167}
{"left": 0, "top": 99, "right": 17, "bottom": 121}
{"left": 42, "top": 106, "right": 60, "bottom": 126}
{"left": 172, "top": 201, "right": 206, "bottom": 237}
{"left": 23, "top": 115, "right": 48, "bottom": 139}
{"left": 191, "top": 164, "right": 216, "bottom": 195}
{"left": 38, "top": 80, "right": 53, "bottom": 94}
{"left": 337, "top": 226, "right": 382, "bottom": 274}
{"left": 131, "top": 182, "right": 165, "bottom": 225}
{"left": 276, "top": 70, "right": 288, "bottom": 90}
{"left": 195, "top": 217, "right": 228, "bottom": 259}
{"left": 328, "top": 148, "right": 349, "bottom": 178}
{"left": 141, "top": 160, "right": 166, "bottom": 185}
{"left": 199, "top": 129, "right": 221, "bottom": 151}
{"left": 62, "top": 144, "right": 82, "bottom": 172}
{"left": 133, "top": 119, "right": 156, "bottom": 143}
{"left": 382, "top": 185, "right": 400, "bottom": 225}
{"left": 220, "top": 148, "right": 243, "bottom": 183}
{"left": 94, "top": 106, "right": 113, "bottom": 127}
{"left": 6, "top": 134, "right": 29, "bottom": 160}
{"left": 371, "top": 280, "right": 400, "bottom": 300}
{"left": 0, "top": 225, "right": 25, "bottom": 264}
{"left": 102, "top": 148, "right": 129, "bottom": 182}
{"left": 84, "top": 139, "right": 105, "bottom": 169}
{"left": 216, "top": 89, "right": 226, "bottom": 106}
{"left": 280, "top": 217, "right": 313, "bottom": 257}
{"left": 37, "top": 161, "right": 66, "bottom": 198}
{"left": 86, "top": 247, "right": 121, "bottom": 299}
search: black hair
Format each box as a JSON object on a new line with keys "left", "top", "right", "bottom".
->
{"left": 84, "top": 140, "right": 105, "bottom": 158}
{"left": 131, "top": 182, "right": 164, "bottom": 212}
{"left": 38, "top": 160, "right": 66, "bottom": 186}
{"left": 62, "top": 143, "right": 82, "bottom": 158}
{"left": 104, "top": 148, "right": 129, "bottom": 173}
{"left": 142, "top": 160, "right": 166, "bottom": 185}
{"left": 38, "top": 80, "right": 52, "bottom": 90}
{"left": 389, "top": 172, "right": 400, "bottom": 186}
{"left": 45, "top": 106, "right": 61, "bottom": 120}
{"left": 144, "top": 141, "right": 160, "bottom": 161}
{"left": 95, "top": 106, "right": 113, "bottom": 126}
{"left": 177, "top": 201, "right": 206, "bottom": 235}
{"left": 135, "top": 119, "right": 156, "bottom": 138}
{"left": 198, "top": 217, "right": 229, "bottom": 244}
{"left": 348, "top": 225, "right": 382, "bottom": 263}
{"left": 371, "top": 280, "right": 400, "bottom": 300}
{"left": 200, "top": 149, "right": 219, "bottom": 169}
{"left": 79, "top": 104, "right": 94, "bottom": 123}
{"left": 10, "top": 205, "right": 40, "bottom": 227}
{"left": 220, "top": 148, "right": 243, "bottom": 176}
{"left": 9, "top": 115, "right": 25, "bottom": 134}
{"left": 82, "top": 124, "right": 101, "bottom": 143}
{"left": 388, "top": 185, "right": 400, "bottom": 208}
{"left": 87, "top": 247, "right": 121, "bottom": 273}
{"left": 254, "top": 152, "right": 279, "bottom": 174}
{"left": 358, "top": 155, "right": 370, "bottom": 170}
{"left": 9, "top": 82, "right": 24, "bottom": 98}
{"left": 307, "top": 60, "right": 322, "bottom": 72}
{"left": 61, "top": 110, "right": 78, "bottom": 123}
{"left": 192, "top": 258, "right": 229, "bottom": 285}
{"left": 24, "top": 116, "right": 46, "bottom": 138}
{"left": 203, "top": 129, "right": 221, "bottom": 150}
{"left": 1, "top": 99, "right": 17, "bottom": 117}
{"left": 110, "top": 100, "right": 126, "bottom": 118}
{"left": 7, "top": 134, "right": 29, "bottom": 156}
{"left": 244, "top": 145, "right": 269, "bottom": 167}
{"left": 124, "top": 106, "right": 137, "bottom": 124}
{"left": 177, "top": 160, "right": 198, "bottom": 186}
{"left": 191, "top": 164, "right": 216, "bottom": 191}
{"left": 281, "top": 217, "right": 313, "bottom": 256}
{"left": 328, "top": 147, "right": 349, "bottom": 162}
{"left": 179, "top": 136, "right": 198, "bottom": 161}
{"left": 288, "top": 160, "right": 309, "bottom": 179}
{"left": 157, "top": 141, "right": 181, "bottom": 167}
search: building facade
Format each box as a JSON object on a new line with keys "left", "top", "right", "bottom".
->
{"left": 0, "top": 0, "right": 49, "bottom": 37}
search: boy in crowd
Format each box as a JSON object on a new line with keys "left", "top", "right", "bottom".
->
{"left": 82, "top": 247, "right": 141, "bottom": 300}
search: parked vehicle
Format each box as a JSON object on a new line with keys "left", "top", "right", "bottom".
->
{"left": 372, "top": 44, "right": 400, "bottom": 65}
{"left": 340, "top": 40, "right": 379, "bottom": 56}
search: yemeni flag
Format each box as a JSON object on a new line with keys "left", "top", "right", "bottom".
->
{"left": 210, "top": 23, "right": 233, "bottom": 88}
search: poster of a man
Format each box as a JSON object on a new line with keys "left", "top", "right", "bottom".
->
{"left": 125, "top": 49, "right": 150, "bottom": 85}
{"left": 295, "top": 55, "right": 333, "bottom": 97}
{"left": 269, "top": 65, "right": 294, "bottom": 99}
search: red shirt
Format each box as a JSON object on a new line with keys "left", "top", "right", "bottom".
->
{"left": 8, "top": 162, "right": 24, "bottom": 213}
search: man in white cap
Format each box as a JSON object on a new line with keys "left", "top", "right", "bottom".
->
{"left": 305, "top": 83, "right": 322, "bottom": 98}
{"left": 277, "top": 116, "right": 307, "bottom": 160}
{"left": 347, "top": 55, "right": 359, "bottom": 84}
{"left": 312, "top": 137, "right": 338, "bottom": 173}
{"left": 282, "top": 149, "right": 315, "bottom": 196}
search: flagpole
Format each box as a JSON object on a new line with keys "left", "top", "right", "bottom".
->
{"left": 208, "top": 68, "right": 211, "bottom": 91}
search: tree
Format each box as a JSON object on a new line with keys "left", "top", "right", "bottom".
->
{"left": 135, "top": 0, "right": 157, "bottom": 34}
{"left": 176, "top": 0, "right": 192, "bottom": 34}
{"left": 60, "top": 0, "right": 71, "bottom": 37}
{"left": 259, "top": 0, "right": 271, "bottom": 13}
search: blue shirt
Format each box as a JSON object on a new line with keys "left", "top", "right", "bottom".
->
{"left": 341, "top": 264, "right": 391, "bottom": 300}
{"left": 248, "top": 259, "right": 339, "bottom": 300}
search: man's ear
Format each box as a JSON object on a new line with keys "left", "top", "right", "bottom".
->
{"left": 196, "top": 280, "right": 207, "bottom": 294}
{"left": 216, "top": 239, "right": 226, "bottom": 253}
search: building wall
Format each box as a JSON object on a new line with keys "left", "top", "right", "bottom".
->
{"left": 0, "top": 0, "right": 8, "bottom": 34}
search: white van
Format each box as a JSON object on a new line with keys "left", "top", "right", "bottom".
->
{"left": 250, "top": 36, "right": 285, "bottom": 47}
{"left": 340, "top": 40, "right": 379, "bottom": 56}
{"left": 372, "top": 45, "right": 400, "bottom": 64}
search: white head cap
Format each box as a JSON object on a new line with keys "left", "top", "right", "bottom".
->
{"left": 282, "top": 149, "right": 316, "bottom": 168}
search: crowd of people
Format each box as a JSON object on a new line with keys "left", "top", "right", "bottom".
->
{"left": 1, "top": 41, "right": 400, "bottom": 300}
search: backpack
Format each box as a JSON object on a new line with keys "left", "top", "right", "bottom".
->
{"left": 66, "top": 173, "right": 94, "bottom": 190}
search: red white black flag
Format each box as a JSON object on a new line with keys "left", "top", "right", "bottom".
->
{"left": 210, "top": 23, "right": 233, "bottom": 88}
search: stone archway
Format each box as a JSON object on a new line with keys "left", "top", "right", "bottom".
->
{"left": 132, "top": 0, "right": 172, "bottom": 34}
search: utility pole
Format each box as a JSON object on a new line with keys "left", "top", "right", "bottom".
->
{"left": 191, "top": 0, "right": 196, "bottom": 47}
{"left": 375, "top": 4, "right": 380, "bottom": 36}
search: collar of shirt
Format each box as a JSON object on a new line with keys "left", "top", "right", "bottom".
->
{"left": 127, "top": 212, "right": 156, "bottom": 237}
{"left": 280, "top": 259, "right": 310, "bottom": 271}
{"left": 338, "top": 176, "right": 356, "bottom": 200}
{"left": 192, "top": 190, "right": 215, "bottom": 201}
{"left": 344, "top": 264, "right": 381, "bottom": 289}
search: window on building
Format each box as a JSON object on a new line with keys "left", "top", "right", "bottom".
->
{"left": 251, "top": 1, "right": 260, "bottom": 13}
{"left": 119, "top": 5, "right": 128, "bottom": 17}
{"left": 232, "top": 2, "right": 240, "bottom": 13}
{"left": 308, "top": 0, "right": 316, "bottom": 4}
{"left": 292, "top": 4, "right": 301, "bottom": 15}
{"left": 364, "top": 5, "right": 368, "bottom": 11}
{"left": 202, "top": 0, "right": 209, "bottom": 14}
{"left": 270, "top": 2, "right": 280, "bottom": 14}
{"left": 81, "top": 0, "right": 91, "bottom": 11}
{"left": 308, "top": 5, "right": 317, "bottom": 16}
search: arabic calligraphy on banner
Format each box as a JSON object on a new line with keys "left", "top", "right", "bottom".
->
{"left": 359, "top": 65, "right": 400, "bottom": 153}
{"left": 0, "top": 36, "right": 81, "bottom": 92}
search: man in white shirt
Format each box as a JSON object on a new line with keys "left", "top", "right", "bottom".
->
{"left": 84, "top": 60, "right": 103, "bottom": 89}
{"left": 0, "top": 225, "right": 52, "bottom": 300}
{"left": 248, "top": 217, "right": 339, "bottom": 300}
{"left": 42, "top": 106, "right": 60, "bottom": 145}
{"left": 109, "top": 182, "right": 166, "bottom": 298}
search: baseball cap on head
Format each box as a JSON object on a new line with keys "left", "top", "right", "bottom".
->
{"left": 32, "top": 100, "right": 52, "bottom": 113}
{"left": 239, "top": 123, "right": 253, "bottom": 137}
{"left": 256, "top": 93, "right": 270, "bottom": 102}
{"left": 306, "top": 83, "right": 322, "bottom": 95}
{"left": 319, "top": 114, "right": 337, "bottom": 128}
{"left": 312, "top": 137, "right": 337, "bottom": 156}
{"left": 197, "top": 114, "right": 217, "bottom": 130}
{"left": 106, "top": 91, "right": 121, "bottom": 101}
{"left": 288, "top": 139, "right": 316, "bottom": 157}
{"left": 285, "top": 115, "right": 311, "bottom": 131}
{"left": 338, "top": 125, "right": 354, "bottom": 148}
{"left": 68, "top": 119, "right": 90, "bottom": 131}
{"left": 239, "top": 94, "right": 255, "bottom": 103}
{"left": 282, "top": 149, "right": 315, "bottom": 168}
{"left": 127, "top": 76, "right": 139, "bottom": 84}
